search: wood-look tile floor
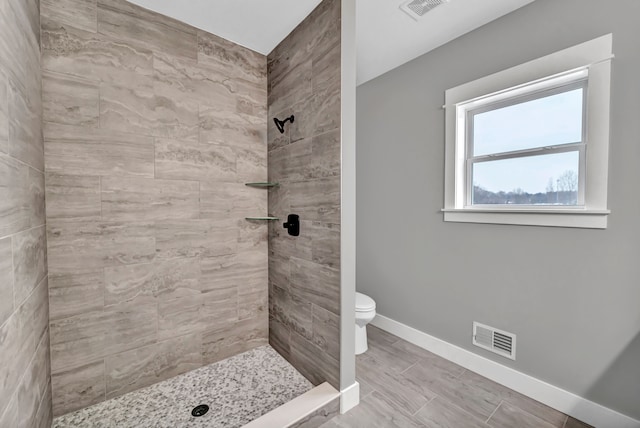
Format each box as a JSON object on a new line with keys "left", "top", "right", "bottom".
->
{"left": 322, "top": 326, "right": 593, "bottom": 428}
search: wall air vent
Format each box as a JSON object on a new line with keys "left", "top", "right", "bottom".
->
{"left": 400, "top": 0, "right": 449, "bottom": 21}
{"left": 473, "top": 322, "right": 516, "bottom": 360}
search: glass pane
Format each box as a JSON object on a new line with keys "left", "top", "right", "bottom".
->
{"left": 473, "top": 88, "right": 583, "bottom": 156}
{"left": 472, "top": 151, "right": 579, "bottom": 205}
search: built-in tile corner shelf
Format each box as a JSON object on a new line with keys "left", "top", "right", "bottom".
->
{"left": 245, "top": 217, "right": 280, "bottom": 221}
{"left": 245, "top": 182, "right": 280, "bottom": 188}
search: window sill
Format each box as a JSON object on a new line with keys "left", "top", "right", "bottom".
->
{"left": 441, "top": 208, "right": 610, "bottom": 229}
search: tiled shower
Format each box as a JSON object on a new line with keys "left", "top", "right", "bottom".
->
{"left": 0, "top": 0, "right": 345, "bottom": 426}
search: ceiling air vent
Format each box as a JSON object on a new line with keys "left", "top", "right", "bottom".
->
{"left": 473, "top": 322, "right": 516, "bottom": 360}
{"left": 400, "top": 0, "right": 449, "bottom": 21}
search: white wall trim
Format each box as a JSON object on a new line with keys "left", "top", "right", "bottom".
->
{"left": 371, "top": 314, "right": 640, "bottom": 428}
{"left": 340, "top": 381, "right": 360, "bottom": 414}
{"left": 443, "top": 34, "right": 613, "bottom": 229}
{"left": 340, "top": 0, "right": 357, "bottom": 392}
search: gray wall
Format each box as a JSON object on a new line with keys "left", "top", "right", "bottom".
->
{"left": 41, "top": 0, "right": 268, "bottom": 416}
{"left": 268, "top": 0, "right": 342, "bottom": 389}
{"left": 0, "top": 0, "right": 52, "bottom": 426}
{"left": 356, "top": 0, "right": 640, "bottom": 420}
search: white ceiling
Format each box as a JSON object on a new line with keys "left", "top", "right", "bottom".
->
{"left": 126, "top": 0, "right": 534, "bottom": 85}
{"left": 126, "top": 0, "right": 323, "bottom": 55}
{"left": 356, "top": 0, "right": 535, "bottom": 85}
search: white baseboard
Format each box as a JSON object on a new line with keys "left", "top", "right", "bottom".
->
{"left": 340, "top": 381, "right": 360, "bottom": 414}
{"left": 371, "top": 314, "right": 640, "bottom": 428}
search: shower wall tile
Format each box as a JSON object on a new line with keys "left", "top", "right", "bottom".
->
{"left": 30, "top": 277, "right": 51, "bottom": 347}
{"left": 200, "top": 286, "right": 238, "bottom": 327}
{"left": 50, "top": 311, "right": 108, "bottom": 373}
{"left": 308, "top": 0, "right": 341, "bottom": 62}
{"left": 0, "top": 310, "right": 28, "bottom": 412}
{"left": 268, "top": 60, "right": 313, "bottom": 117}
{"left": 236, "top": 146, "right": 268, "bottom": 183}
{"left": 0, "top": 0, "right": 50, "bottom": 424}
{"left": 154, "top": 138, "right": 237, "bottom": 182}
{"left": 0, "top": 394, "right": 19, "bottom": 428}
{"left": 154, "top": 219, "right": 238, "bottom": 260}
{"left": 268, "top": 130, "right": 340, "bottom": 184}
{"left": 197, "top": 31, "right": 267, "bottom": 86}
{"left": 289, "top": 97, "right": 316, "bottom": 142}
{"left": 311, "top": 228, "right": 341, "bottom": 268}
{"left": 312, "top": 85, "right": 341, "bottom": 137}
{"left": 201, "top": 315, "right": 269, "bottom": 365}
{"left": 268, "top": 0, "right": 341, "bottom": 389}
{"left": 285, "top": 221, "right": 341, "bottom": 269}
{"left": 42, "top": 71, "right": 99, "bottom": 127}
{"left": 200, "top": 182, "right": 265, "bottom": 218}
{"left": 235, "top": 79, "right": 268, "bottom": 120}
{"left": 34, "top": 382, "right": 53, "bottom": 428}
{"left": 269, "top": 316, "right": 291, "bottom": 359}
{"left": 44, "top": 123, "right": 155, "bottom": 178}
{"left": 12, "top": 225, "right": 47, "bottom": 306}
{"left": 290, "top": 330, "right": 339, "bottom": 388}
{"left": 41, "top": 19, "right": 154, "bottom": 90}
{"left": 152, "top": 52, "right": 236, "bottom": 108}
{"left": 244, "top": 223, "right": 268, "bottom": 249}
{"left": 0, "top": 276, "right": 50, "bottom": 425}
{"left": 17, "top": 333, "right": 50, "bottom": 428}
{"left": 41, "top": 0, "right": 97, "bottom": 33}
{"left": 270, "top": 282, "right": 314, "bottom": 340}
{"left": 309, "top": 130, "right": 340, "bottom": 179}
{"left": 104, "top": 258, "right": 200, "bottom": 306}
{"left": 268, "top": 252, "right": 291, "bottom": 290}
{"left": 199, "top": 104, "right": 265, "bottom": 148}
{"left": 158, "top": 295, "right": 205, "bottom": 341}
{"left": 29, "top": 167, "right": 47, "bottom": 228}
{"left": 0, "top": 70, "right": 8, "bottom": 154}
{"left": 238, "top": 283, "right": 268, "bottom": 321}
{"left": 268, "top": 138, "right": 313, "bottom": 183}
{"left": 289, "top": 177, "right": 341, "bottom": 224}
{"left": 0, "top": 0, "right": 40, "bottom": 95}
{"left": 313, "top": 44, "right": 341, "bottom": 94}
{"left": 101, "top": 176, "right": 200, "bottom": 221}
{"left": 43, "top": 0, "right": 268, "bottom": 415}
{"left": 202, "top": 249, "right": 266, "bottom": 288}
{"left": 97, "top": 0, "right": 197, "bottom": 61}
{"left": 51, "top": 361, "right": 105, "bottom": 416}
{"left": 100, "top": 83, "right": 199, "bottom": 141}
{"left": 0, "top": 154, "right": 31, "bottom": 237}
{"left": 312, "top": 305, "right": 340, "bottom": 361}
{"left": 105, "top": 333, "right": 202, "bottom": 400}
{"left": 290, "top": 256, "right": 340, "bottom": 315}
{"left": 50, "top": 298, "right": 158, "bottom": 374}
{"left": 49, "top": 270, "right": 104, "bottom": 321}
{"left": 44, "top": 174, "right": 101, "bottom": 221}
{"left": 47, "top": 221, "right": 156, "bottom": 272}
{"left": 8, "top": 80, "right": 43, "bottom": 170}
{"left": 0, "top": 237, "right": 14, "bottom": 325}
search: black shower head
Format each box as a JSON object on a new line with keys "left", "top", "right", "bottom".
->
{"left": 273, "top": 115, "right": 295, "bottom": 134}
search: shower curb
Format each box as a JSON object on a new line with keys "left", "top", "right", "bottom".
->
{"left": 242, "top": 382, "right": 340, "bottom": 428}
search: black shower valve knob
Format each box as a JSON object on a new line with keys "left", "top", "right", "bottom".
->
{"left": 283, "top": 214, "right": 300, "bottom": 236}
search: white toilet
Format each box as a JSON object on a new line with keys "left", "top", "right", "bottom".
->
{"left": 355, "top": 292, "right": 376, "bottom": 355}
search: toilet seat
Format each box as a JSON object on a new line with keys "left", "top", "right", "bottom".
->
{"left": 355, "top": 292, "right": 375, "bottom": 312}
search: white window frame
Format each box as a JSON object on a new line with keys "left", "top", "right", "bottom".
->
{"left": 443, "top": 34, "right": 613, "bottom": 229}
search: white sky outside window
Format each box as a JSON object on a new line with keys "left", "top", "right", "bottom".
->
{"left": 471, "top": 89, "right": 583, "bottom": 196}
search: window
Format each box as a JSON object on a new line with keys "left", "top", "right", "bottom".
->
{"left": 443, "top": 34, "right": 613, "bottom": 228}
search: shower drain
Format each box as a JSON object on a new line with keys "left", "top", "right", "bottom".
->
{"left": 191, "top": 404, "right": 209, "bottom": 417}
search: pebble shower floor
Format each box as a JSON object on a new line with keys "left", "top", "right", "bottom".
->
{"left": 52, "top": 346, "right": 313, "bottom": 428}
